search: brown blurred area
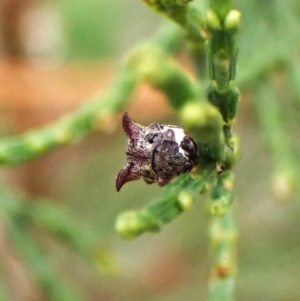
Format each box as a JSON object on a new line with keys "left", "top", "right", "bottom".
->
{"left": 0, "top": 0, "right": 172, "bottom": 196}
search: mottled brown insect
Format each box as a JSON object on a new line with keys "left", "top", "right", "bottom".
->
{"left": 116, "top": 113, "right": 199, "bottom": 191}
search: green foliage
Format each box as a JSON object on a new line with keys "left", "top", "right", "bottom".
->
{"left": 142, "top": 0, "right": 204, "bottom": 43}
{"left": 0, "top": 0, "right": 241, "bottom": 299}
{"left": 0, "top": 186, "right": 112, "bottom": 301}
{"left": 57, "top": 0, "right": 145, "bottom": 60}
{"left": 1, "top": 0, "right": 300, "bottom": 300}
{"left": 116, "top": 168, "right": 215, "bottom": 239}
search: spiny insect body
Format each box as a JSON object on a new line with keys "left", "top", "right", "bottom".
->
{"left": 116, "top": 113, "right": 199, "bottom": 191}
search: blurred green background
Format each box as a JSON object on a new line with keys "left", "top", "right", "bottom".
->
{"left": 0, "top": 0, "right": 300, "bottom": 300}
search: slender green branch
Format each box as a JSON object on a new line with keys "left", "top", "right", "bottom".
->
{"left": 0, "top": 66, "right": 139, "bottom": 165}
{"left": 0, "top": 42, "right": 199, "bottom": 166}
{"left": 207, "top": 170, "right": 234, "bottom": 217}
{"left": 151, "top": 22, "right": 186, "bottom": 53}
{"left": 208, "top": 208, "right": 237, "bottom": 301}
{"left": 204, "top": 0, "right": 241, "bottom": 172}
{"left": 0, "top": 186, "right": 115, "bottom": 274}
{"left": 180, "top": 101, "right": 225, "bottom": 162}
{"left": 116, "top": 0, "right": 242, "bottom": 245}
{"left": 204, "top": 1, "right": 240, "bottom": 300}
{"left": 21, "top": 201, "right": 100, "bottom": 258}
{"left": 116, "top": 165, "right": 216, "bottom": 239}
{"left": 255, "top": 77, "right": 297, "bottom": 201}
{"left": 281, "top": 53, "right": 300, "bottom": 198}
{"left": 255, "top": 78, "right": 295, "bottom": 171}
{"left": 142, "top": 0, "right": 205, "bottom": 43}
{"left": 7, "top": 219, "right": 86, "bottom": 301}
{"left": 128, "top": 44, "right": 199, "bottom": 109}
{"left": 0, "top": 186, "right": 87, "bottom": 301}
{"left": 205, "top": 7, "right": 241, "bottom": 136}
{"left": 286, "top": 55, "right": 300, "bottom": 111}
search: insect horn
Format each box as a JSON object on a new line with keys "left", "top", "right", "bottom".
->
{"left": 116, "top": 162, "right": 141, "bottom": 191}
{"left": 122, "top": 112, "right": 143, "bottom": 140}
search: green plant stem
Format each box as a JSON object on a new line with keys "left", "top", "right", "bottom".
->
{"left": 208, "top": 207, "right": 237, "bottom": 301}
{"left": 255, "top": 77, "right": 297, "bottom": 199}
{"left": 142, "top": 0, "right": 205, "bottom": 43}
{"left": 22, "top": 201, "right": 101, "bottom": 258}
{"left": 151, "top": 22, "right": 186, "bottom": 53}
{"left": 204, "top": 1, "right": 240, "bottom": 300}
{"left": 284, "top": 60, "right": 300, "bottom": 198}
{"left": 0, "top": 186, "right": 87, "bottom": 301}
{"left": 286, "top": 55, "right": 300, "bottom": 111}
{"left": 7, "top": 219, "right": 86, "bottom": 301}
{"left": 128, "top": 44, "right": 199, "bottom": 109}
{"left": 0, "top": 44, "right": 199, "bottom": 166}
{"left": 205, "top": 7, "right": 240, "bottom": 136}
{"left": 0, "top": 186, "right": 114, "bottom": 274}
{"left": 116, "top": 165, "right": 216, "bottom": 239}
{"left": 0, "top": 66, "right": 139, "bottom": 165}
{"left": 207, "top": 170, "right": 234, "bottom": 217}
{"left": 180, "top": 101, "right": 225, "bottom": 162}
{"left": 255, "top": 78, "right": 295, "bottom": 171}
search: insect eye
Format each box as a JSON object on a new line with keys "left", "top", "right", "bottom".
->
{"left": 146, "top": 133, "right": 159, "bottom": 144}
